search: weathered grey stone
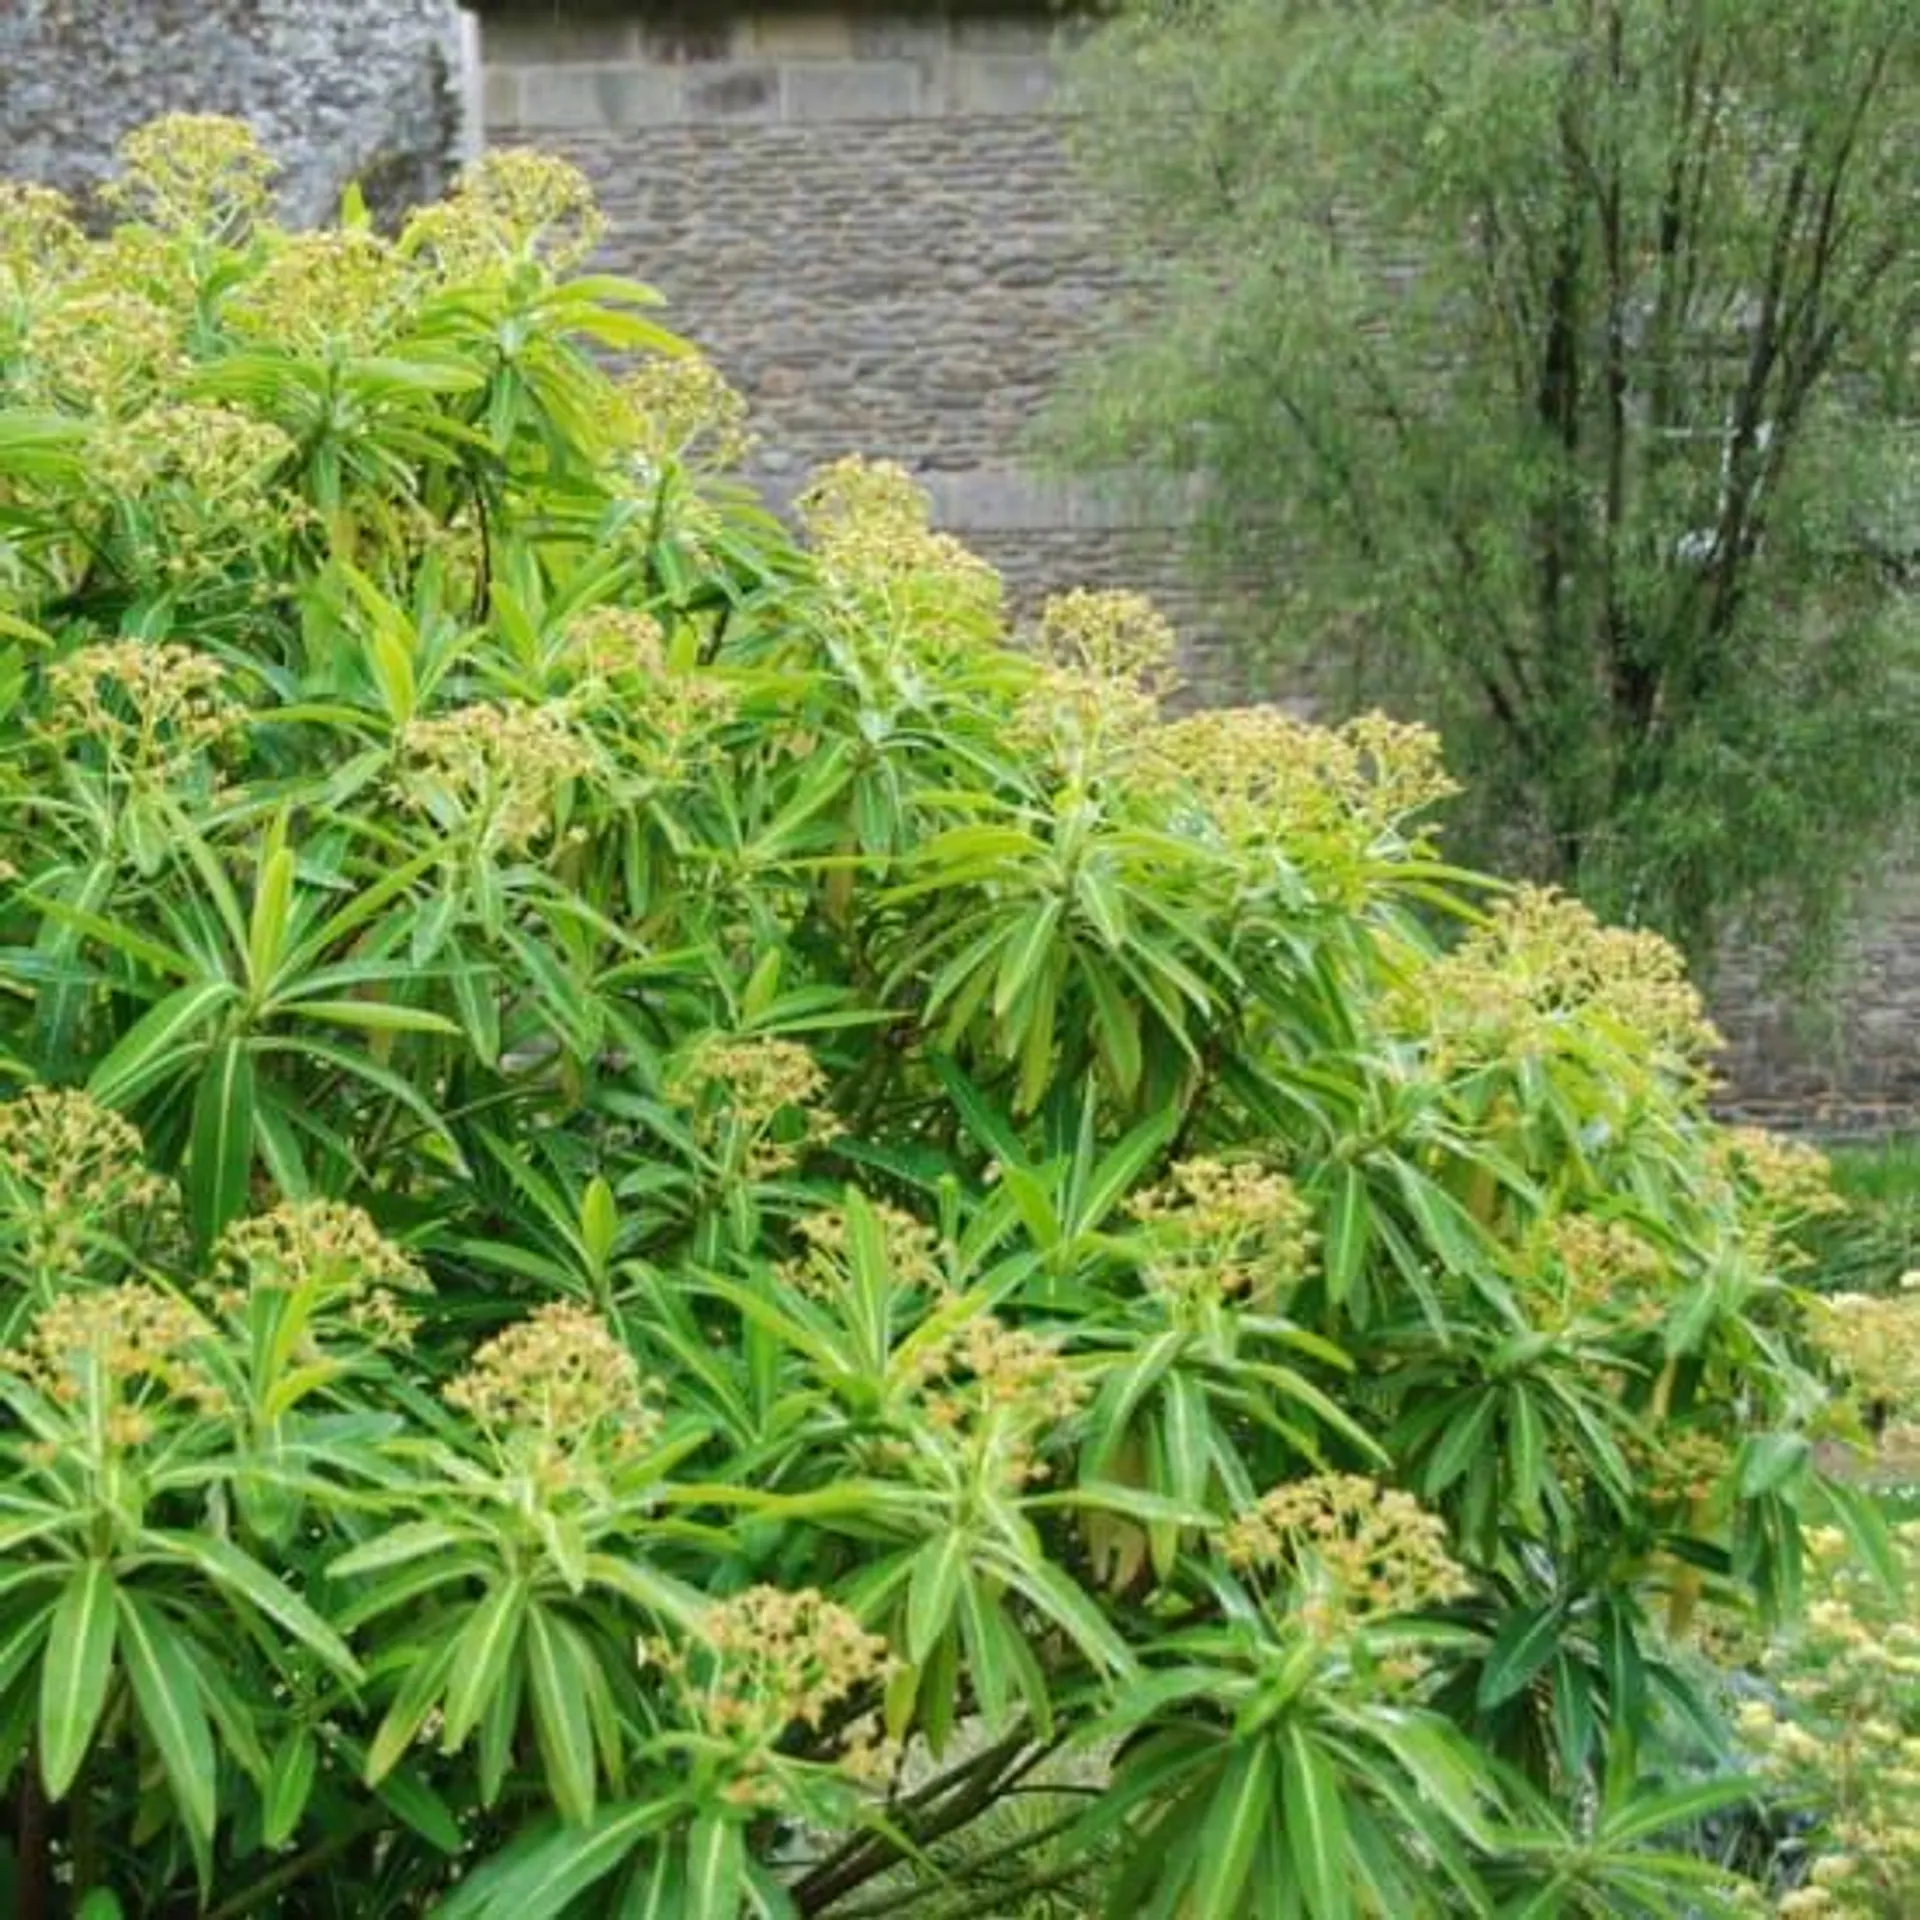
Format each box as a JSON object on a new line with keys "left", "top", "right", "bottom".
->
{"left": 520, "top": 66, "right": 614, "bottom": 130}
{"left": 684, "top": 64, "right": 781, "bottom": 119}
{"left": 782, "top": 61, "right": 921, "bottom": 123}
{"left": 483, "top": 66, "right": 524, "bottom": 131}
{"left": 0, "top": 0, "right": 467, "bottom": 226}
{"left": 594, "top": 65, "right": 686, "bottom": 129}
{"left": 951, "top": 17, "right": 1059, "bottom": 54}
{"left": 942, "top": 53, "right": 1059, "bottom": 116}
{"left": 851, "top": 18, "right": 952, "bottom": 59}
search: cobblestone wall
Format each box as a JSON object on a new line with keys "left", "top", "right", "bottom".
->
{"left": 0, "top": 0, "right": 470, "bottom": 225}
{"left": 483, "top": 1, "right": 1917, "bottom": 1123}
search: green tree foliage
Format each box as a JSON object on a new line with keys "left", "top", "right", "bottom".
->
{"left": 1055, "top": 0, "right": 1920, "bottom": 963}
{"left": 0, "top": 117, "right": 1910, "bottom": 1917}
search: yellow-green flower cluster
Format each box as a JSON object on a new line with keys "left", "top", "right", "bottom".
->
{"left": 2, "top": 1283, "right": 223, "bottom": 1431}
{"left": 1223, "top": 1473, "right": 1469, "bottom": 1630}
{"left": 1035, "top": 590, "right": 1180, "bottom": 699}
{"left": 1146, "top": 707, "right": 1456, "bottom": 885}
{"left": 1532, "top": 1211, "right": 1671, "bottom": 1327}
{"left": 1739, "top": 1522, "right": 1920, "bottom": 1916}
{"left": 44, "top": 640, "right": 243, "bottom": 782}
{"left": 0, "top": 183, "right": 84, "bottom": 297}
{"left": 790, "top": 1200, "right": 947, "bottom": 1299}
{"left": 1129, "top": 1155, "right": 1315, "bottom": 1305}
{"left": 0, "top": 1088, "right": 173, "bottom": 1275}
{"left": 620, "top": 354, "right": 754, "bottom": 470}
{"left": 798, "top": 457, "right": 1004, "bottom": 645}
{"left": 657, "top": 1584, "right": 894, "bottom": 1803}
{"left": 1618, "top": 1422, "right": 1733, "bottom": 1511}
{"left": 903, "top": 1314, "right": 1088, "bottom": 1487}
{"left": 104, "top": 115, "right": 278, "bottom": 237}
{"left": 563, "top": 606, "right": 668, "bottom": 680}
{"left": 92, "top": 403, "right": 295, "bottom": 504}
{"left": 1809, "top": 1290, "right": 1920, "bottom": 1427}
{"left": 1009, "top": 595, "right": 1170, "bottom": 780}
{"left": 398, "top": 701, "right": 594, "bottom": 851}
{"left": 226, "top": 229, "right": 418, "bottom": 352}
{"left": 666, "top": 1034, "right": 836, "bottom": 1177}
{"left": 1710, "top": 1126, "right": 1845, "bottom": 1227}
{"left": 23, "top": 289, "right": 182, "bottom": 410}
{"left": 402, "top": 149, "right": 605, "bottom": 275}
{"left": 211, "top": 1200, "right": 426, "bottom": 1348}
{"left": 1400, "top": 886, "right": 1720, "bottom": 1075}
{"left": 444, "top": 1301, "right": 662, "bottom": 1472}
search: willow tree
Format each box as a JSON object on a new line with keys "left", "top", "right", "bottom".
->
{"left": 1057, "top": 0, "right": 1920, "bottom": 961}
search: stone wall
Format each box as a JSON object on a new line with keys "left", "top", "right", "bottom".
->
{"left": 0, "top": 0, "right": 471, "bottom": 225}
{"left": 501, "top": 4, "right": 1920, "bottom": 1119}
{"left": 479, "top": 1, "right": 1263, "bottom": 698}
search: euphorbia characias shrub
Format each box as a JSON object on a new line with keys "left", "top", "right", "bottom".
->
{"left": 0, "top": 117, "right": 1909, "bottom": 1918}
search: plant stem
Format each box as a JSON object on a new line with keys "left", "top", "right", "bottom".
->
{"left": 201, "top": 1813, "right": 382, "bottom": 1920}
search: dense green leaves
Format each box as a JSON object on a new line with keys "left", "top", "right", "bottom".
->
{"left": 0, "top": 114, "right": 1899, "bottom": 1920}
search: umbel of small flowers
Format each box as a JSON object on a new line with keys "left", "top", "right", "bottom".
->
{"left": 208, "top": 1199, "right": 428, "bottom": 1352}
{"left": 620, "top": 353, "right": 755, "bottom": 472}
{"left": 397, "top": 700, "right": 596, "bottom": 854}
{"left": 796, "top": 456, "right": 1004, "bottom": 651}
{"left": 786, "top": 1199, "right": 948, "bottom": 1301}
{"left": 1525, "top": 1210, "right": 1672, "bottom": 1330}
{"left": 650, "top": 1585, "right": 897, "bottom": 1806}
{"left": 898, "top": 1314, "right": 1089, "bottom": 1490}
{"left": 1128, "top": 1154, "right": 1317, "bottom": 1308}
{"left": 442, "top": 1301, "right": 662, "bottom": 1486}
{"left": 1735, "top": 1522, "right": 1920, "bottom": 1917}
{"left": 1395, "top": 884, "right": 1721, "bottom": 1081}
{"left": 0, "top": 1087, "right": 176, "bottom": 1285}
{"left": 41, "top": 641, "right": 243, "bottom": 787}
{"left": 1145, "top": 707, "right": 1457, "bottom": 875}
{"left": 1809, "top": 1283, "right": 1920, "bottom": 1441}
{"left": 399, "top": 148, "right": 606, "bottom": 277}
{"left": 1222, "top": 1472, "right": 1470, "bottom": 1644}
{"left": 665, "top": 1033, "right": 838, "bottom": 1179}
{"left": 2, "top": 1284, "right": 226, "bottom": 1454}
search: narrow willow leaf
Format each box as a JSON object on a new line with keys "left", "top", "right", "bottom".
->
{"left": 39, "top": 1560, "right": 116, "bottom": 1798}
{"left": 906, "top": 1529, "right": 968, "bottom": 1665}
{"left": 116, "top": 1590, "right": 217, "bottom": 1846}
{"left": 1192, "top": 1736, "right": 1275, "bottom": 1916}
{"left": 525, "top": 1605, "right": 597, "bottom": 1824}
{"left": 189, "top": 1039, "right": 255, "bottom": 1249}
{"left": 1282, "top": 1722, "right": 1353, "bottom": 1920}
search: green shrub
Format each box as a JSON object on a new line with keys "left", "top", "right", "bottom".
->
{"left": 0, "top": 118, "right": 1909, "bottom": 1917}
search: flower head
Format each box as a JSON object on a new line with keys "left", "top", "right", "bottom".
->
{"left": 798, "top": 457, "right": 1003, "bottom": 648}
{"left": 1129, "top": 1156, "right": 1315, "bottom": 1305}
{"left": 1398, "top": 886, "right": 1719, "bottom": 1076}
{"left": 1035, "top": 590, "right": 1180, "bottom": 699}
{"left": 1149, "top": 707, "right": 1456, "bottom": 867}
{"left": 444, "top": 1302, "right": 661, "bottom": 1473}
{"left": 902, "top": 1315, "right": 1088, "bottom": 1487}
{"left": 211, "top": 1200, "right": 427, "bottom": 1349}
{"left": 1223, "top": 1473, "right": 1468, "bottom": 1629}
{"left": 621, "top": 354, "right": 754, "bottom": 470}
{"left": 44, "top": 640, "right": 243, "bottom": 782}
{"left": 227, "top": 229, "right": 418, "bottom": 351}
{"left": 402, "top": 149, "right": 604, "bottom": 275}
{"left": 666, "top": 1035, "right": 836, "bottom": 1177}
{"left": 3, "top": 1283, "right": 223, "bottom": 1423}
{"left": 105, "top": 115, "right": 278, "bottom": 236}
{"left": 0, "top": 1088, "right": 175, "bottom": 1274}
{"left": 397, "top": 701, "right": 594, "bottom": 851}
